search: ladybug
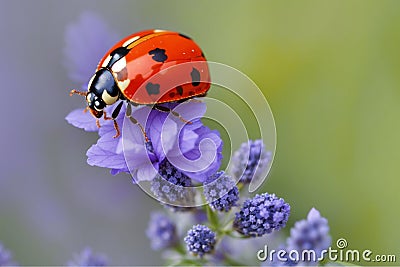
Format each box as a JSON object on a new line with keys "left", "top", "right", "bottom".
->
{"left": 70, "top": 29, "right": 211, "bottom": 138}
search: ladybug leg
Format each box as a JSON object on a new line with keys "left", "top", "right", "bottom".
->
{"left": 102, "top": 113, "right": 120, "bottom": 138}
{"left": 154, "top": 105, "right": 193, "bottom": 125}
{"left": 103, "top": 101, "right": 124, "bottom": 138}
{"left": 126, "top": 103, "right": 149, "bottom": 142}
{"left": 127, "top": 100, "right": 139, "bottom": 107}
{"left": 96, "top": 119, "right": 101, "bottom": 128}
{"left": 102, "top": 111, "right": 113, "bottom": 120}
{"left": 69, "top": 89, "right": 87, "bottom": 97}
{"left": 111, "top": 120, "right": 120, "bottom": 138}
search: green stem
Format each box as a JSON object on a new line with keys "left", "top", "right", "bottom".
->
{"left": 223, "top": 254, "right": 246, "bottom": 266}
{"left": 331, "top": 260, "right": 360, "bottom": 266}
{"left": 174, "top": 243, "right": 186, "bottom": 255}
{"left": 205, "top": 204, "right": 220, "bottom": 231}
{"left": 227, "top": 232, "right": 252, "bottom": 239}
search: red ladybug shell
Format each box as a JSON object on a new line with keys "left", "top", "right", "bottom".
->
{"left": 97, "top": 29, "right": 211, "bottom": 104}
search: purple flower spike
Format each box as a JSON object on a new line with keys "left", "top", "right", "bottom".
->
{"left": 151, "top": 160, "right": 196, "bottom": 209}
{"left": 203, "top": 171, "right": 239, "bottom": 212}
{"left": 64, "top": 11, "right": 119, "bottom": 85}
{"left": 0, "top": 243, "right": 17, "bottom": 266}
{"left": 146, "top": 212, "right": 178, "bottom": 250}
{"left": 234, "top": 193, "right": 290, "bottom": 237}
{"left": 230, "top": 139, "right": 272, "bottom": 184}
{"left": 67, "top": 248, "right": 108, "bottom": 267}
{"left": 286, "top": 208, "right": 331, "bottom": 257}
{"left": 184, "top": 225, "right": 216, "bottom": 257}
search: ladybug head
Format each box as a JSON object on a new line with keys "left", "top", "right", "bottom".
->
{"left": 86, "top": 92, "right": 105, "bottom": 118}
{"left": 86, "top": 68, "right": 120, "bottom": 119}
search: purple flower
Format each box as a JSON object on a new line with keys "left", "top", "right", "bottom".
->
{"left": 64, "top": 11, "right": 125, "bottom": 175}
{"left": 203, "top": 171, "right": 239, "bottom": 212}
{"left": 123, "top": 101, "right": 223, "bottom": 182}
{"left": 66, "top": 103, "right": 129, "bottom": 175}
{"left": 64, "top": 13, "right": 223, "bottom": 181}
{"left": 67, "top": 100, "right": 222, "bottom": 181}
{"left": 146, "top": 212, "right": 178, "bottom": 250}
{"left": 184, "top": 225, "right": 216, "bottom": 257}
{"left": 230, "top": 139, "right": 272, "bottom": 184}
{"left": 150, "top": 160, "right": 196, "bottom": 208}
{"left": 233, "top": 193, "right": 290, "bottom": 237}
{"left": 64, "top": 11, "right": 120, "bottom": 85}
{"left": 286, "top": 208, "right": 331, "bottom": 259}
{"left": 0, "top": 243, "right": 17, "bottom": 266}
{"left": 67, "top": 248, "right": 108, "bottom": 267}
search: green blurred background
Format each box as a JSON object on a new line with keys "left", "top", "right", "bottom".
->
{"left": 0, "top": 0, "right": 399, "bottom": 265}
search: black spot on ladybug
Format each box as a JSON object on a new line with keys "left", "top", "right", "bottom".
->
{"left": 179, "top": 33, "right": 192, "bottom": 40}
{"left": 190, "top": 68, "right": 201, "bottom": 86}
{"left": 176, "top": 86, "right": 184, "bottom": 96}
{"left": 148, "top": 48, "right": 168, "bottom": 62}
{"left": 146, "top": 83, "right": 160, "bottom": 95}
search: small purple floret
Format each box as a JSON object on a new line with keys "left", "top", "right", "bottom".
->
{"left": 0, "top": 243, "right": 17, "bottom": 266}
{"left": 230, "top": 139, "right": 272, "bottom": 184}
{"left": 184, "top": 225, "right": 216, "bottom": 257}
{"left": 203, "top": 171, "right": 239, "bottom": 212}
{"left": 234, "top": 193, "right": 290, "bottom": 237}
{"left": 67, "top": 248, "right": 108, "bottom": 267}
{"left": 146, "top": 212, "right": 178, "bottom": 250}
{"left": 286, "top": 208, "right": 331, "bottom": 257}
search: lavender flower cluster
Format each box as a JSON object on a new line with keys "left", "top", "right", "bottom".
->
{"left": 0, "top": 243, "right": 17, "bottom": 266}
{"left": 184, "top": 225, "right": 216, "bottom": 257}
{"left": 1, "top": 206, "right": 331, "bottom": 265}
{"left": 61, "top": 12, "right": 333, "bottom": 266}
{"left": 233, "top": 193, "right": 290, "bottom": 237}
{"left": 0, "top": 243, "right": 109, "bottom": 267}
{"left": 203, "top": 171, "right": 239, "bottom": 212}
{"left": 67, "top": 248, "right": 108, "bottom": 267}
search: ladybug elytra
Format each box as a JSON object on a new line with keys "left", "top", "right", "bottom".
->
{"left": 70, "top": 29, "right": 211, "bottom": 138}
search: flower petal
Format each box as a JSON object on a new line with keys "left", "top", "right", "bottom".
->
{"left": 173, "top": 100, "right": 207, "bottom": 120}
{"left": 86, "top": 143, "right": 127, "bottom": 171}
{"left": 65, "top": 108, "right": 98, "bottom": 132}
{"left": 136, "top": 163, "right": 159, "bottom": 181}
{"left": 307, "top": 207, "right": 321, "bottom": 221}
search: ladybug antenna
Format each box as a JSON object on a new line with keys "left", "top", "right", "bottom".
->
{"left": 69, "top": 89, "right": 87, "bottom": 97}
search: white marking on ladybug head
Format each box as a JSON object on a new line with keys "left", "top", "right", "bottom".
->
{"left": 102, "top": 55, "right": 112, "bottom": 68}
{"left": 87, "top": 74, "right": 96, "bottom": 90}
{"left": 111, "top": 57, "right": 127, "bottom": 73}
{"left": 122, "top": 35, "right": 140, "bottom": 47}
{"left": 86, "top": 92, "right": 93, "bottom": 103}
{"left": 117, "top": 79, "right": 130, "bottom": 92}
{"left": 101, "top": 90, "right": 119, "bottom": 105}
